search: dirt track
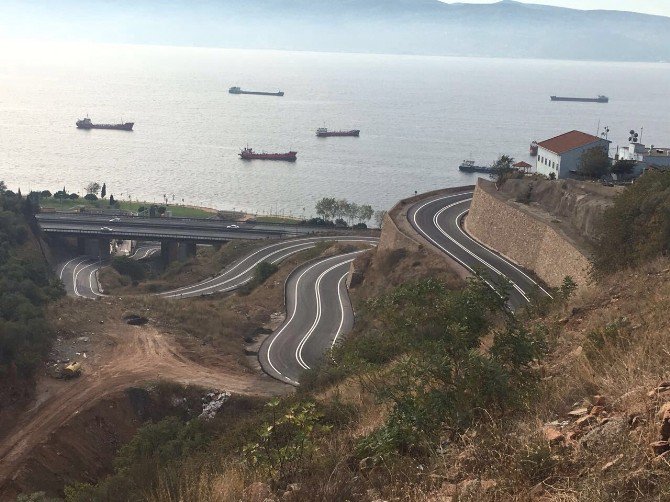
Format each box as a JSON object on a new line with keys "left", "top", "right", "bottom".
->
{"left": 0, "top": 321, "right": 288, "bottom": 487}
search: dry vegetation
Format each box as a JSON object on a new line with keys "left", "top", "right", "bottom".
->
{"left": 99, "top": 240, "right": 266, "bottom": 295}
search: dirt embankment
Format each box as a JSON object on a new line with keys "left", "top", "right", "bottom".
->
{"left": 494, "top": 177, "right": 620, "bottom": 246}
{"left": 0, "top": 303, "right": 287, "bottom": 497}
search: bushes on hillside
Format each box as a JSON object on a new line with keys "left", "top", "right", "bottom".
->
{"left": 0, "top": 189, "right": 64, "bottom": 380}
{"left": 111, "top": 256, "right": 147, "bottom": 282}
{"left": 238, "top": 261, "right": 279, "bottom": 295}
{"left": 308, "top": 275, "right": 547, "bottom": 462}
{"left": 594, "top": 170, "right": 670, "bottom": 272}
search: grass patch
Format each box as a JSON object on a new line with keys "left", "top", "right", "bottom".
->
{"left": 40, "top": 197, "right": 214, "bottom": 218}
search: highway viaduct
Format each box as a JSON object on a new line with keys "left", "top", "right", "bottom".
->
{"left": 36, "top": 212, "right": 323, "bottom": 264}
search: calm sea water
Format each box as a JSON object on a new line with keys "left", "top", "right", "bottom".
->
{"left": 1, "top": 41, "right": 669, "bottom": 217}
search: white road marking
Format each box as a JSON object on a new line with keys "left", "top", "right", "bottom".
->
{"left": 161, "top": 237, "right": 377, "bottom": 298}
{"left": 71, "top": 257, "right": 92, "bottom": 297}
{"left": 295, "top": 258, "right": 355, "bottom": 370}
{"left": 432, "top": 200, "right": 530, "bottom": 302}
{"left": 264, "top": 250, "right": 367, "bottom": 385}
{"left": 331, "top": 271, "right": 350, "bottom": 349}
{"left": 452, "top": 207, "right": 553, "bottom": 299}
{"left": 59, "top": 256, "right": 80, "bottom": 280}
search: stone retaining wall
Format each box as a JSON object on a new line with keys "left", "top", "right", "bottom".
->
{"left": 465, "top": 179, "right": 591, "bottom": 289}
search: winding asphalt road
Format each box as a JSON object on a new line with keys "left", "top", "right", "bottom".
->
{"left": 157, "top": 236, "right": 378, "bottom": 299}
{"left": 407, "top": 190, "right": 552, "bottom": 310}
{"left": 56, "top": 244, "right": 160, "bottom": 299}
{"left": 258, "top": 250, "right": 366, "bottom": 385}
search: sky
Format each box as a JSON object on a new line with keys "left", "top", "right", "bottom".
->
{"left": 448, "top": 0, "right": 670, "bottom": 16}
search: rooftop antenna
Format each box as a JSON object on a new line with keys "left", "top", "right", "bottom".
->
{"left": 601, "top": 126, "right": 610, "bottom": 140}
{"left": 596, "top": 119, "right": 600, "bottom": 137}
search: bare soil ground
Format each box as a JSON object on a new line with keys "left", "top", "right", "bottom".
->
{"left": 0, "top": 298, "right": 287, "bottom": 495}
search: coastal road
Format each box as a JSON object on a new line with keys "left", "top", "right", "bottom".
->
{"left": 156, "top": 236, "right": 378, "bottom": 299}
{"left": 36, "top": 213, "right": 348, "bottom": 242}
{"left": 407, "top": 190, "right": 552, "bottom": 310}
{"left": 258, "top": 250, "right": 367, "bottom": 385}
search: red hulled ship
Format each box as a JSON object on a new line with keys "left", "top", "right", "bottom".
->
{"left": 316, "top": 127, "right": 360, "bottom": 137}
{"left": 239, "top": 147, "right": 297, "bottom": 162}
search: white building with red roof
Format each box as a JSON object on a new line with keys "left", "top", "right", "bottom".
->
{"left": 535, "top": 130, "right": 611, "bottom": 179}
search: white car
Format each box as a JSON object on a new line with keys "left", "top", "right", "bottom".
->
{"left": 109, "top": 217, "right": 120, "bottom": 222}
{"left": 100, "top": 226, "right": 113, "bottom": 232}
{"left": 226, "top": 224, "right": 240, "bottom": 229}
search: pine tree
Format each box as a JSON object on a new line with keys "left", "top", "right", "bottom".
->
{"left": 101, "top": 183, "right": 107, "bottom": 198}
{"left": 109, "top": 194, "right": 115, "bottom": 206}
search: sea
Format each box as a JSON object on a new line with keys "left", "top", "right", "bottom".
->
{"left": 1, "top": 41, "right": 669, "bottom": 218}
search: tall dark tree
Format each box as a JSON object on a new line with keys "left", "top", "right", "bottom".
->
{"left": 101, "top": 183, "right": 107, "bottom": 198}
{"left": 489, "top": 155, "right": 516, "bottom": 184}
{"left": 109, "top": 194, "right": 115, "bottom": 206}
{"left": 577, "top": 147, "right": 611, "bottom": 178}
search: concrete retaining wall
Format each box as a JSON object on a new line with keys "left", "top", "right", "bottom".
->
{"left": 466, "top": 179, "right": 591, "bottom": 289}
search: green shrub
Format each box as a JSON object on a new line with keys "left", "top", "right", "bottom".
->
{"left": 238, "top": 261, "right": 278, "bottom": 295}
{"left": 594, "top": 170, "right": 670, "bottom": 272}
{"left": 111, "top": 256, "right": 147, "bottom": 282}
{"left": 351, "top": 276, "right": 546, "bottom": 463}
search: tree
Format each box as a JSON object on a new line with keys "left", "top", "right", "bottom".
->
{"left": 577, "top": 147, "right": 611, "bottom": 178}
{"left": 68, "top": 193, "right": 79, "bottom": 199}
{"left": 100, "top": 183, "right": 107, "bottom": 198}
{"left": 85, "top": 182, "right": 101, "bottom": 196}
{"left": 84, "top": 193, "right": 98, "bottom": 201}
{"left": 109, "top": 194, "right": 115, "bottom": 206}
{"left": 315, "top": 197, "right": 337, "bottom": 221}
{"left": 359, "top": 204, "right": 374, "bottom": 222}
{"left": 347, "top": 202, "right": 360, "bottom": 224}
{"left": 489, "top": 155, "right": 516, "bottom": 184}
{"left": 611, "top": 159, "right": 636, "bottom": 178}
{"left": 40, "top": 190, "right": 52, "bottom": 198}
{"left": 0, "top": 181, "right": 6, "bottom": 193}
{"left": 335, "top": 199, "right": 350, "bottom": 221}
{"left": 374, "top": 210, "right": 387, "bottom": 228}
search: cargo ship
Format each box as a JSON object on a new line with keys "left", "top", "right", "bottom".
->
{"left": 229, "top": 86, "right": 284, "bottom": 97}
{"left": 76, "top": 117, "right": 134, "bottom": 131}
{"left": 316, "top": 128, "right": 360, "bottom": 137}
{"left": 459, "top": 160, "right": 494, "bottom": 173}
{"left": 239, "top": 147, "right": 297, "bottom": 162}
{"left": 550, "top": 95, "right": 609, "bottom": 103}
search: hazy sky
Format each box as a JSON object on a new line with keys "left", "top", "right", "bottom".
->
{"left": 448, "top": 1, "right": 670, "bottom": 16}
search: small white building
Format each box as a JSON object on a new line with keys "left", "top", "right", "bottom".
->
{"left": 535, "top": 130, "right": 611, "bottom": 179}
{"left": 616, "top": 141, "right": 670, "bottom": 174}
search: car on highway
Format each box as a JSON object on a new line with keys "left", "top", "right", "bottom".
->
{"left": 226, "top": 224, "right": 240, "bottom": 229}
{"left": 100, "top": 226, "right": 113, "bottom": 232}
{"left": 109, "top": 217, "right": 120, "bottom": 222}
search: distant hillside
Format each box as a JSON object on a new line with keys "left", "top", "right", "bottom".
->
{"left": 1, "top": 0, "right": 670, "bottom": 61}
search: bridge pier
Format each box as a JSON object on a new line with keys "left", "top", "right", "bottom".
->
{"left": 178, "top": 241, "right": 197, "bottom": 261}
{"left": 161, "top": 240, "right": 180, "bottom": 266}
{"left": 77, "top": 237, "right": 111, "bottom": 259}
{"left": 161, "top": 240, "right": 197, "bottom": 265}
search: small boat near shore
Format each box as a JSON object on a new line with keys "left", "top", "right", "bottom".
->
{"left": 239, "top": 147, "right": 297, "bottom": 162}
{"left": 316, "top": 128, "right": 360, "bottom": 137}
{"left": 229, "top": 86, "right": 284, "bottom": 97}
{"left": 459, "top": 160, "right": 494, "bottom": 174}
{"left": 76, "top": 117, "right": 134, "bottom": 131}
